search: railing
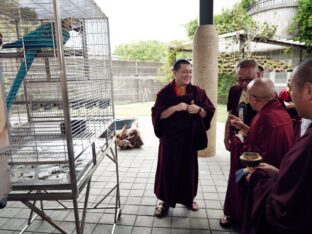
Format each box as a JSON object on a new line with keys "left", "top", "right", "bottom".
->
{"left": 247, "top": 0, "right": 298, "bottom": 11}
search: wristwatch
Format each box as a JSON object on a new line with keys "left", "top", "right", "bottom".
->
{"left": 197, "top": 107, "right": 202, "bottom": 114}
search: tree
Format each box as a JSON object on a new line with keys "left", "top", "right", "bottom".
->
{"left": 289, "top": 0, "right": 312, "bottom": 52}
{"left": 240, "top": 0, "right": 256, "bottom": 11}
{"left": 113, "top": 40, "right": 168, "bottom": 62}
{"left": 184, "top": 3, "right": 276, "bottom": 58}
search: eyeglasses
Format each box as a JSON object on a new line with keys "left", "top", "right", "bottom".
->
{"left": 236, "top": 78, "right": 253, "bottom": 84}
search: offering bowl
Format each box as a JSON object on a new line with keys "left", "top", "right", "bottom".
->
{"left": 240, "top": 152, "right": 262, "bottom": 168}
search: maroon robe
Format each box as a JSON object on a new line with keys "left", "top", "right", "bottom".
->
{"left": 223, "top": 99, "right": 294, "bottom": 223}
{"left": 243, "top": 124, "right": 312, "bottom": 234}
{"left": 152, "top": 81, "right": 215, "bottom": 208}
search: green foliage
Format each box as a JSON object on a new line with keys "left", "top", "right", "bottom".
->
{"left": 184, "top": 3, "right": 276, "bottom": 46}
{"left": 218, "top": 74, "right": 236, "bottom": 104}
{"left": 289, "top": 0, "right": 312, "bottom": 52}
{"left": 184, "top": 19, "right": 198, "bottom": 40}
{"left": 114, "top": 40, "right": 168, "bottom": 62}
{"left": 157, "top": 41, "right": 192, "bottom": 84}
{"left": 240, "top": 0, "right": 256, "bottom": 11}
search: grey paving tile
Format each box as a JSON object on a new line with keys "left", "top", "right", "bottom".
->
{"left": 92, "top": 224, "right": 113, "bottom": 234}
{"left": 172, "top": 228, "right": 191, "bottom": 234}
{"left": 122, "top": 205, "right": 140, "bottom": 215}
{"left": 138, "top": 205, "right": 155, "bottom": 216}
{"left": 203, "top": 193, "right": 219, "bottom": 200}
{"left": 129, "top": 189, "right": 145, "bottom": 197}
{"left": 132, "top": 226, "right": 152, "bottom": 234}
{"left": 172, "top": 207, "right": 190, "bottom": 217}
{"left": 141, "top": 197, "right": 157, "bottom": 206}
{"left": 171, "top": 217, "right": 190, "bottom": 229}
{"left": 0, "top": 208, "right": 21, "bottom": 218}
{"left": 207, "top": 209, "right": 223, "bottom": 219}
{"left": 1, "top": 218, "right": 27, "bottom": 231}
{"left": 191, "top": 230, "right": 211, "bottom": 234}
{"left": 0, "top": 217, "right": 10, "bottom": 227}
{"left": 190, "top": 218, "right": 209, "bottom": 229}
{"left": 99, "top": 213, "right": 115, "bottom": 224}
{"left": 114, "top": 224, "right": 133, "bottom": 234}
{"left": 117, "top": 214, "right": 136, "bottom": 226}
{"left": 135, "top": 215, "right": 154, "bottom": 227}
{"left": 152, "top": 227, "right": 171, "bottom": 234}
{"left": 153, "top": 216, "right": 172, "bottom": 228}
{"left": 35, "top": 220, "right": 56, "bottom": 233}
{"left": 190, "top": 209, "right": 208, "bottom": 219}
{"left": 126, "top": 196, "right": 142, "bottom": 205}
{"left": 204, "top": 200, "right": 222, "bottom": 209}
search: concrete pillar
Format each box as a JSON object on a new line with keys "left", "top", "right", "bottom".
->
{"left": 192, "top": 25, "right": 218, "bottom": 157}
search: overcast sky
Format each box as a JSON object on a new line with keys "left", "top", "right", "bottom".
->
{"left": 94, "top": 0, "right": 240, "bottom": 49}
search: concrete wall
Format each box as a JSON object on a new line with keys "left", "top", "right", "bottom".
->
{"left": 248, "top": 0, "right": 298, "bottom": 39}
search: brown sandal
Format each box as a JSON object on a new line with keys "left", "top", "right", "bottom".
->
{"left": 154, "top": 202, "right": 169, "bottom": 218}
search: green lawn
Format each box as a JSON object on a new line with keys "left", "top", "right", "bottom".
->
{"left": 115, "top": 102, "right": 228, "bottom": 123}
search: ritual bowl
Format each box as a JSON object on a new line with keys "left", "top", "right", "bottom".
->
{"left": 240, "top": 152, "right": 262, "bottom": 167}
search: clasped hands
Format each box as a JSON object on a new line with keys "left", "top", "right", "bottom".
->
{"left": 176, "top": 102, "right": 201, "bottom": 114}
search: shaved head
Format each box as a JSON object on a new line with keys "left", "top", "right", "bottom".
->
{"left": 247, "top": 78, "right": 275, "bottom": 100}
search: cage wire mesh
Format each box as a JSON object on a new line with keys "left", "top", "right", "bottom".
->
{"left": 0, "top": 0, "right": 114, "bottom": 189}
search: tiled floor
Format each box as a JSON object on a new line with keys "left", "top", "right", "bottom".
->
{"left": 0, "top": 117, "right": 240, "bottom": 234}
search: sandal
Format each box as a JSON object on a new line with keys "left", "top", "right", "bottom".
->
{"left": 219, "top": 215, "right": 233, "bottom": 228}
{"left": 188, "top": 201, "right": 199, "bottom": 211}
{"left": 154, "top": 202, "right": 169, "bottom": 218}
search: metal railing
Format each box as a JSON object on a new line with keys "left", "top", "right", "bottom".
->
{"left": 247, "top": 0, "right": 298, "bottom": 11}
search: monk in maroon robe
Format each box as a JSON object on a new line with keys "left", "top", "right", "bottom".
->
{"left": 151, "top": 59, "right": 215, "bottom": 218}
{"left": 222, "top": 78, "right": 294, "bottom": 227}
{"left": 221, "top": 60, "right": 259, "bottom": 226}
{"left": 242, "top": 57, "right": 312, "bottom": 234}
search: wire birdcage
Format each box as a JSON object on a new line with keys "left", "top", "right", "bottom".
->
{"left": 0, "top": 0, "right": 120, "bottom": 233}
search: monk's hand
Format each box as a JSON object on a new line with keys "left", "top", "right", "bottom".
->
{"left": 175, "top": 102, "right": 188, "bottom": 112}
{"left": 229, "top": 115, "right": 249, "bottom": 135}
{"left": 256, "top": 163, "right": 279, "bottom": 177}
{"left": 186, "top": 104, "right": 201, "bottom": 114}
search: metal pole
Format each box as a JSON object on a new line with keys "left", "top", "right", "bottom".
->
{"left": 52, "top": 0, "right": 80, "bottom": 233}
{"left": 200, "top": 0, "right": 213, "bottom": 25}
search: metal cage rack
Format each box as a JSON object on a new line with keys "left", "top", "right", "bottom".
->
{"left": 0, "top": 0, "right": 121, "bottom": 233}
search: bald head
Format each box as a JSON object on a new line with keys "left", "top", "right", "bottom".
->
{"left": 247, "top": 78, "right": 275, "bottom": 100}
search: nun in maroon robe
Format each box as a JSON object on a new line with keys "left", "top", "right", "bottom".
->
{"left": 152, "top": 79, "right": 215, "bottom": 210}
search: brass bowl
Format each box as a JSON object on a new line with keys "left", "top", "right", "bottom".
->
{"left": 240, "top": 152, "right": 262, "bottom": 167}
